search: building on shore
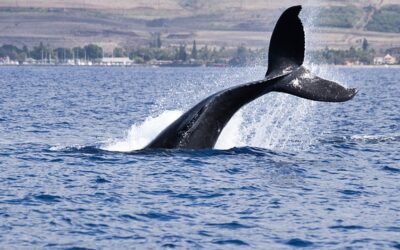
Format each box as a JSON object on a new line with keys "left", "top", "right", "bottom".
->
{"left": 374, "top": 54, "right": 397, "bottom": 65}
{"left": 100, "top": 57, "right": 133, "bottom": 66}
{"left": 23, "top": 58, "right": 37, "bottom": 65}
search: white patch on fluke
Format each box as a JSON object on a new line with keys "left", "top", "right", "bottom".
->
{"left": 292, "top": 78, "right": 301, "bottom": 88}
{"left": 301, "top": 71, "right": 314, "bottom": 80}
{"left": 282, "top": 66, "right": 294, "bottom": 75}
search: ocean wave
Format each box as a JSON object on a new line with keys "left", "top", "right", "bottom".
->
{"left": 321, "top": 133, "right": 400, "bottom": 144}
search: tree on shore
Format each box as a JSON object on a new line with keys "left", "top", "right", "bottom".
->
{"left": 229, "top": 45, "right": 248, "bottom": 66}
{"left": 113, "top": 47, "right": 126, "bottom": 57}
{"left": 0, "top": 42, "right": 389, "bottom": 66}
{"left": 72, "top": 47, "right": 85, "bottom": 59}
{"left": 84, "top": 44, "right": 103, "bottom": 59}
{"left": 0, "top": 44, "right": 24, "bottom": 62}
{"left": 54, "top": 47, "right": 73, "bottom": 61}
{"left": 150, "top": 32, "right": 162, "bottom": 48}
{"left": 310, "top": 46, "right": 375, "bottom": 65}
{"left": 30, "top": 42, "right": 50, "bottom": 61}
{"left": 362, "top": 38, "right": 369, "bottom": 51}
{"left": 191, "top": 40, "right": 198, "bottom": 59}
{"left": 198, "top": 45, "right": 209, "bottom": 61}
{"left": 177, "top": 44, "right": 187, "bottom": 61}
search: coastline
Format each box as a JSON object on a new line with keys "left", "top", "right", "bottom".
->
{"left": 334, "top": 64, "right": 400, "bottom": 69}
{"left": 1, "top": 64, "right": 399, "bottom": 68}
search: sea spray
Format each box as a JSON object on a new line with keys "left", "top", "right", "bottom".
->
{"left": 215, "top": 111, "right": 246, "bottom": 150}
{"left": 239, "top": 94, "right": 317, "bottom": 151}
{"left": 103, "top": 110, "right": 183, "bottom": 152}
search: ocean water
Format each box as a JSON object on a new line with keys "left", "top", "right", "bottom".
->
{"left": 0, "top": 66, "right": 399, "bottom": 249}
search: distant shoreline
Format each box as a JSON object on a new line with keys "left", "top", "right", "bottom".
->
{"left": 1, "top": 64, "right": 399, "bottom": 69}
{"left": 334, "top": 64, "right": 400, "bottom": 69}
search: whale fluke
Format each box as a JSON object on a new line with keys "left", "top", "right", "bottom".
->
{"left": 273, "top": 66, "right": 358, "bottom": 102}
{"left": 266, "top": 5, "right": 305, "bottom": 79}
{"left": 262, "top": 5, "right": 356, "bottom": 102}
{"left": 145, "top": 5, "right": 357, "bottom": 149}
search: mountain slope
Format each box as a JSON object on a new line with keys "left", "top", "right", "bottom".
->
{"left": 0, "top": 0, "right": 399, "bottom": 51}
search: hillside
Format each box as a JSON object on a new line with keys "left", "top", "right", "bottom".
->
{"left": 0, "top": 0, "right": 399, "bottom": 52}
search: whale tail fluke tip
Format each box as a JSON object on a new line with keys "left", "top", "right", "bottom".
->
{"left": 266, "top": 5, "right": 357, "bottom": 102}
{"left": 273, "top": 66, "right": 358, "bottom": 102}
{"left": 266, "top": 5, "right": 304, "bottom": 78}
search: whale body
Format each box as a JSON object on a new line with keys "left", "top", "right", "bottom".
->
{"left": 146, "top": 6, "right": 357, "bottom": 149}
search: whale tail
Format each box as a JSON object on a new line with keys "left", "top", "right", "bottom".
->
{"left": 266, "top": 6, "right": 357, "bottom": 102}
{"left": 145, "top": 5, "right": 357, "bottom": 149}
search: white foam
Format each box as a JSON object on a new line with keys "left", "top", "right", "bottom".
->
{"left": 351, "top": 134, "right": 400, "bottom": 142}
{"left": 49, "top": 144, "right": 69, "bottom": 151}
{"left": 215, "top": 111, "right": 245, "bottom": 150}
{"left": 102, "top": 110, "right": 183, "bottom": 152}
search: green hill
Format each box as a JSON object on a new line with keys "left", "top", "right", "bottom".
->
{"left": 366, "top": 5, "right": 400, "bottom": 33}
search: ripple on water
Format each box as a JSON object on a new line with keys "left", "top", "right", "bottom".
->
{"left": 119, "top": 214, "right": 142, "bottom": 222}
{"left": 213, "top": 239, "right": 249, "bottom": 246}
{"left": 94, "top": 176, "right": 111, "bottom": 183}
{"left": 286, "top": 238, "right": 314, "bottom": 248}
{"left": 329, "top": 225, "right": 365, "bottom": 231}
{"left": 338, "top": 189, "right": 363, "bottom": 196}
{"left": 386, "top": 226, "right": 400, "bottom": 232}
{"left": 33, "top": 194, "right": 62, "bottom": 203}
{"left": 172, "top": 192, "right": 224, "bottom": 200}
{"left": 382, "top": 166, "right": 400, "bottom": 173}
{"left": 64, "top": 247, "right": 94, "bottom": 250}
{"left": 162, "top": 243, "right": 177, "bottom": 248}
{"left": 205, "top": 221, "right": 253, "bottom": 230}
{"left": 137, "top": 212, "right": 179, "bottom": 221}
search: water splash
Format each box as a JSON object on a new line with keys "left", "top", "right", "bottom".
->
{"left": 103, "top": 74, "right": 318, "bottom": 152}
{"left": 215, "top": 110, "right": 245, "bottom": 150}
{"left": 209, "top": 67, "right": 319, "bottom": 151}
{"left": 239, "top": 94, "right": 317, "bottom": 151}
{"left": 103, "top": 110, "right": 182, "bottom": 152}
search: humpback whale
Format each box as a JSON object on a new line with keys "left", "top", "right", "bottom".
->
{"left": 146, "top": 5, "right": 357, "bottom": 149}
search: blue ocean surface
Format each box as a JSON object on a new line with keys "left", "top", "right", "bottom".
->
{"left": 0, "top": 66, "right": 399, "bottom": 249}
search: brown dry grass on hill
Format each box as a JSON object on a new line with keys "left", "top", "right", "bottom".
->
{"left": 0, "top": 0, "right": 385, "bottom": 14}
{"left": 0, "top": 0, "right": 399, "bottom": 51}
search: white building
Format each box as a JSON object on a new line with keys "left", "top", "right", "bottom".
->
{"left": 101, "top": 57, "right": 132, "bottom": 66}
{"left": 22, "top": 58, "right": 37, "bottom": 65}
{"left": 374, "top": 56, "right": 384, "bottom": 65}
{"left": 383, "top": 54, "right": 397, "bottom": 65}
{"left": 374, "top": 54, "right": 397, "bottom": 65}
